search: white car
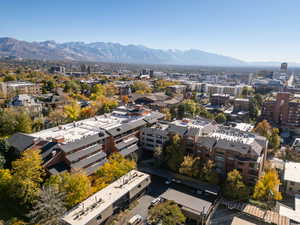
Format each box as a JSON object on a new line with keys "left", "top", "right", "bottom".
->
{"left": 128, "top": 214, "right": 143, "bottom": 225}
{"left": 151, "top": 197, "right": 162, "bottom": 206}
{"left": 165, "top": 180, "right": 171, "bottom": 185}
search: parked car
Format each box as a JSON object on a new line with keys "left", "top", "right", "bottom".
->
{"left": 149, "top": 197, "right": 163, "bottom": 209}
{"left": 165, "top": 179, "right": 171, "bottom": 185}
{"left": 128, "top": 214, "right": 143, "bottom": 225}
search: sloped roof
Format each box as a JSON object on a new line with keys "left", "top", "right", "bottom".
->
{"left": 7, "top": 133, "right": 35, "bottom": 152}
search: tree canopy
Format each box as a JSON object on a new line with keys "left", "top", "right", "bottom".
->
{"left": 224, "top": 169, "right": 249, "bottom": 201}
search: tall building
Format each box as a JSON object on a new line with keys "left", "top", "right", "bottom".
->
{"left": 262, "top": 92, "right": 300, "bottom": 132}
{"left": 281, "top": 62, "right": 288, "bottom": 71}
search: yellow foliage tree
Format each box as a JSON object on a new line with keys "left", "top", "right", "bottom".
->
{"left": 46, "top": 171, "right": 92, "bottom": 208}
{"left": 253, "top": 169, "right": 282, "bottom": 201}
{"left": 179, "top": 155, "right": 200, "bottom": 177}
{"left": 63, "top": 101, "right": 81, "bottom": 121}
{"left": 11, "top": 149, "right": 45, "bottom": 205}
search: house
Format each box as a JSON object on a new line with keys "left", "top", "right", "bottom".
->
{"left": 8, "top": 94, "right": 42, "bottom": 115}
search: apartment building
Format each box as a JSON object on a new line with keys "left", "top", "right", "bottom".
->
{"left": 262, "top": 92, "right": 300, "bottom": 132}
{"left": 8, "top": 105, "right": 164, "bottom": 175}
{"left": 62, "top": 170, "right": 150, "bottom": 225}
{"left": 210, "top": 93, "right": 230, "bottom": 106}
{"left": 204, "top": 84, "right": 247, "bottom": 97}
{"left": 140, "top": 118, "right": 267, "bottom": 184}
{"left": 0, "top": 81, "right": 41, "bottom": 97}
{"left": 233, "top": 98, "right": 250, "bottom": 112}
{"left": 284, "top": 162, "right": 300, "bottom": 196}
{"left": 8, "top": 94, "right": 43, "bottom": 115}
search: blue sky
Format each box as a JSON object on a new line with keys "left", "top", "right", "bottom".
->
{"left": 1, "top": 0, "right": 300, "bottom": 62}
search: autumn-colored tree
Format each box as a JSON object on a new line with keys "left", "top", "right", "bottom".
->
{"left": 148, "top": 200, "right": 186, "bottom": 225}
{"left": 253, "top": 169, "right": 282, "bottom": 201}
{"left": 0, "top": 169, "right": 12, "bottom": 198}
{"left": 224, "top": 169, "right": 249, "bottom": 201}
{"left": 46, "top": 171, "right": 92, "bottom": 208}
{"left": 48, "top": 108, "right": 66, "bottom": 125}
{"left": 153, "top": 79, "right": 178, "bottom": 92}
{"left": 160, "top": 108, "right": 172, "bottom": 121}
{"left": 179, "top": 155, "right": 201, "bottom": 177}
{"left": 253, "top": 120, "right": 272, "bottom": 138}
{"left": 11, "top": 149, "right": 45, "bottom": 205}
{"left": 121, "top": 95, "right": 129, "bottom": 104}
{"left": 200, "top": 160, "right": 219, "bottom": 185}
{"left": 63, "top": 101, "right": 81, "bottom": 121}
{"left": 215, "top": 113, "right": 227, "bottom": 124}
{"left": 131, "top": 81, "right": 152, "bottom": 94}
{"left": 94, "top": 153, "right": 136, "bottom": 188}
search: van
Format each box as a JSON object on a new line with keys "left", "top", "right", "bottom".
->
{"left": 128, "top": 214, "right": 143, "bottom": 225}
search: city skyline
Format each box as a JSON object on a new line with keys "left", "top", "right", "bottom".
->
{"left": 1, "top": 0, "right": 300, "bottom": 62}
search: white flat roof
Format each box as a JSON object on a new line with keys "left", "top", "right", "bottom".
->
{"left": 279, "top": 195, "right": 300, "bottom": 223}
{"left": 284, "top": 162, "right": 300, "bottom": 183}
{"left": 31, "top": 112, "right": 149, "bottom": 143}
{"left": 234, "top": 123, "right": 254, "bottom": 132}
{"left": 62, "top": 170, "right": 150, "bottom": 225}
{"left": 171, "top": 118, "right": 212, "bottom": 129}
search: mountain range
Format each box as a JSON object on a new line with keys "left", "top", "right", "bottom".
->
{"left": 0, "top": 37, "right": 298, "bottom": 67}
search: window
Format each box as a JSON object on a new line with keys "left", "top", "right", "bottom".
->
{"left": 290, "top": 182, "right": 295, "bottom": 186}
{"left": 138, "top": 184, "right": 142, "bottom": 188}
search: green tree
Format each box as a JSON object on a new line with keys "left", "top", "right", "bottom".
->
{"left": 27, "top": 185, "right": 67, "bottom": 225}
{"left": 14, "top": 111, "right": 32, "bottom": 133}
{"left": 269, "top": 128, "right": 281, "bottom": 149}
{"left": 224, "top": 169, "right": 249, "bottom": 201}
{"left": 163, "top": 135, "right": 186, "bottom": 172}
{"left": 0, "top": 169, "right": 12, "bottom": 198}
{"left": 148, "top": 200, "right": 186, "bottom": 225}
{"left": 153, "top": 146, "right": 164, "bottom": 168}
{"left": 46, "top": 171, "right": 92, "bottom": 208}
{"left": 131, "top": 81, "right": 152, "bottom": 94}
{"left": 11, "top": 149, "right": 45, "bottom": 205}
{"left": 253, "top": 169, "right": 282, "bottom": 201}
{"left": 0, "top": 110, "right": 17, "bottom": 137}
{"left": 215, "top": 113, "right": 227, "bottom": 124}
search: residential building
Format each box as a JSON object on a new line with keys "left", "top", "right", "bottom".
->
{"left": 262, "top": 92, "right": 300, "bottom": 132}
{"left": 8, "top": 105, "right": 164, "bottom": 175}
{"left": 140, "top": 118, "right": 267, "bottom": 184}
{"left": 8, "top": 94, "right": 43, "bottom": 115}
{"left": 61, "top": 170, "right": 151, "bottom": 225}
{"left": 161, "top": 188, "right": 215, "bottom": 225}
{"left": 204, "top": 84, "right": 247, "bottom": 97}
{"left": 284, "top": 161, "right": 300, "bottom": 196}
{"left": 166, "top": 85, "right": 186, "bottom": 94}
{"left": 252, "top": 79, "right": 283, "bottom": 92}
{"left": 0, "top": 81, "right": 41, "bottom": 97}
{"left": 210, "top": 93, "right": 230, "bottom": 106}
{"left": 233, "top": 98, "right": 250, "bottom": 112}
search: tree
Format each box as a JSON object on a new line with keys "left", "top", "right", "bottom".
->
{"left": 160, "top": 108, "right": 172, "bottom": 121}
{"left": 224, "top": 169, "right": 249, "bottom": 201}
{"left": 163, "top": 135, "right": 186, "bottom": 172}
{"left": 269, "top": 128, "right": 280, "bottom": 150}
{"left": 27, "top": 185, "right": 67, "bottom": 225}
{"left": 148, "top": 200, "right": 186, "bottom": 225}
{"left": 253, "top": 120, "right": 272, "bottom": 138}
{"left": 131, "top": 81, "right": 152, "bottom": 94}
{"left": 215, "top": 113, "right": 227, "bottom": 124}
{"left": 63, "top": 101, "right": 81, "bottom": 121}
{"left": 121, "top": 95, "right": 129, "bottom": 104}
{"left": 179, "top": 155, "right": 201, "bottom": 177}
{"left": 253, "top": 169, "right": 282, "bottom": 201}
{"left": 10, "top": 149, "right": 45, "bottom": 205}
{"left": 200, "top": 160, "right": 219, "bottom": 185}
{"left": 153, "top": 146, "right": 164, "bottom": 168}
{"left": 0, "top": 110, "right": 17, "bottom": 137}
{"left": 94, "top": 153, "right": 136, "bottom": 187}
{"left": 14, "top": 111, "right": 32, "bottom": 134}
{"left": 0, "top": 169, "right": 12, "bottom": 198}
{"left": 46, "top": 171, "right": 92, "bottom": 208}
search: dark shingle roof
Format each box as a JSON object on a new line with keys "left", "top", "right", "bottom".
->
{"left": 48, "top": 161, "right": 69, "bottom": 175}
{"left": 143, "top": 112, "right": 164, "bottom": 124}
{"left": 60, "top": 133, "right": 107, "bottom": 153}
{"left": 119, "top": 144, "right": 139, "bottom": 156}
{"left": 106, "top": 119, "right": 146, "bottom": 137}
{"left": 115, "top": 137, "right": 139, "bottom": 150}
{"left": 167, "top": 124, "right": 188, "bottom": 136}
{"left": 65, "top": 144, "right": 102, "bottom": 162}
{"left": 70, "top": 151, "right": 107, "bottom": 169}
{"left": 7, "top": 133, "right": 35, "bottom": 152}
{"left": 197, "top": 137, "right": 216, "bottom": 149}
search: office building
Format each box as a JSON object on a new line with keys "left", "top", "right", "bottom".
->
{"left": 281, "top": 62, "right": 288, "bottom": 72}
